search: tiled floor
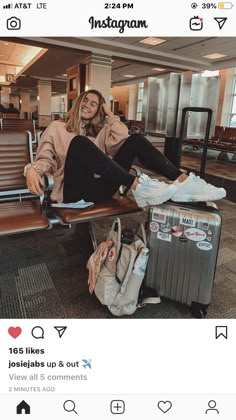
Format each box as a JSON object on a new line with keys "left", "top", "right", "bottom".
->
{"left": 1, "top": 196, "right": 235, "bottom": 319}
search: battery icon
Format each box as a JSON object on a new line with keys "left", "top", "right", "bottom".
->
{"left": 218, "top": 2, "right": 234, "bottom": 8}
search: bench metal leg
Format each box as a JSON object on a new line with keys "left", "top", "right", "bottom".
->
{"left": 88, "top": 222, "right": 98, "bottom": 251}
{"left": 74, "top": 222, "right": 97, "bottom": 253}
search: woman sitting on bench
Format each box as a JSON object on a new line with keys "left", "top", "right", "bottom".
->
{"left": 24, "top": 89, "right": 226, "bottom": 207}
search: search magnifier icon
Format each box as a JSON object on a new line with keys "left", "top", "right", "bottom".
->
{"left": 63, "top": 400, "right": 78, "bottom": 414}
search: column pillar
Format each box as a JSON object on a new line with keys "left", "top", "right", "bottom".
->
{"left": 0, "top": 87, "right": 11, "bottom": 108}
{"left": 128, "top": 84, "right": 139, "bottom": 120}
{"left": 21, "top": 92, "right": 31, "bottom": 116}
{"left": 85, "top": 53, "right": 112, "bottom": 104}
{"left": 37, "top": 79, "right": 52, "bottom": 127}
{"left": 218, "top": 68, "right": 234, "bottom": 126}
{"left": 67, "top": 64, "right": 86, "bottom": 110}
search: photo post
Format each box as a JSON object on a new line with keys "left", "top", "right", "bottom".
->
{"left": 0, "top": 0, "right": 235, "bottom": 418}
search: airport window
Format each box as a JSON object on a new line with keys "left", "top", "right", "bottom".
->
{"left": 69, "top": 99, "right": 75, "bottom": 109}
{"left": 228, "top": 72, "right": 236, "bottom": 127}
{"left": 69, "top": 77, "right": 76, "bottom": 91}
{"left": 136, "top": 82, "right": 144, "bottom": 121}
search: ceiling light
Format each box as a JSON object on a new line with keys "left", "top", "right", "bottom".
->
{"left": 139, "top": 37, "right": 166, "bottom": 46}
{"left": 123, "top": 74, "right": 136, "bottom": 78}
{"left": 111, "top": 59, "right": 115, "bottom": 63}
{"left": 203, "top": 53, "right": 227, "bottom": 59}
{"left": 201, "top": 70, "right": 220, "bottom": 77}
{"left": 152, "top": 67, "right": 166, "bottom": 71}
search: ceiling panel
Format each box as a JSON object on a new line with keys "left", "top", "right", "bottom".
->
{"left": 23, "top": 49, "right": 87, "bottom": 78}
{"left": 2, "top": 36, "right": 236, "bottom": 94}
{"left": 0, "top": 40, "right": 43, "bottom": 66}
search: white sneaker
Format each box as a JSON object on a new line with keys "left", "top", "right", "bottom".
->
{"left": 132, "top": 174, "right": 177, "bottom": 207}
{"left": 171, "top": 172, "right": 226, "bottom": 202}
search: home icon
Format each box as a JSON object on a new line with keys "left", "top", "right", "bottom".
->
{"left": 16, "top": 400, "right": 30, "bottom": 414}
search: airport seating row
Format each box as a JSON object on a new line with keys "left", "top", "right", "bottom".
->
{"left": 0, "top": 131, "right": 141, "bottom": 248}
{"left": 183, "top": 126, "right": 236, "bottom": 153}
{"left": 0, "top": 118, "right": 38, "bottom": 143}
{"left": 0, "top": 113, "right": 20, "bottom": 119}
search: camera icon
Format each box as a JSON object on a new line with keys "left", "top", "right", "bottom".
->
{"left": 6, "top": 16, "right": 21, "bottom": 30}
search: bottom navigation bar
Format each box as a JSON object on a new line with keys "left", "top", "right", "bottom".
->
{"left": 1, "top": 394, "right": 235, "bottom": 419}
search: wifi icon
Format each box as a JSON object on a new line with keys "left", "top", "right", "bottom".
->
{"left": 3, "top": 3, "right": 13, "bottom": 8}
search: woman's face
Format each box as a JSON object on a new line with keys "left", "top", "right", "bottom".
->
{"left": 80, "top": 93, "right": 100, "bottom": 120}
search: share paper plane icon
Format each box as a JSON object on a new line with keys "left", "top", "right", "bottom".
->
{"left": 54, "top": 326, "right": 67, "bottom": 338}
{"left": 214, "top": 17, "right": 228, "bottom": 29}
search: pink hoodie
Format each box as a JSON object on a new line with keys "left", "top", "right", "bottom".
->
{"left": 30, "top": 116, "right": 128, "bottom": 203}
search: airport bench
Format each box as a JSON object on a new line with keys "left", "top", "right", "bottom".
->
{"left": 0, "top": 113, "right": 20, "bottom": 119}
{"left": 49, "top": 196, "right": 141, "bottom": 249}
{"left": 183, "top": 125, "right": 236, "bottom": 154}
{"left": 0, "top": 131, "right": 50, "bottom": 236}
{"left": 0, "top": 131, "right": 141, "bottom": 246}
{"left": 2, "top": 113, "right": 20, "bottom": 119}
{"left": 0, "top": 118, "right": 39, "bottom": 145}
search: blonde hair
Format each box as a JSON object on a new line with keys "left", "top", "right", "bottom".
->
{"left": 65, "top": 89, "right": 106, "bottom": 136}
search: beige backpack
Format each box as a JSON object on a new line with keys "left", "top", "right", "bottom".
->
{"left": 94, "top": 218, "right": 149, "bottom": 316}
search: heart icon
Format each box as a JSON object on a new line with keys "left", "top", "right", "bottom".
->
{"left": 8, "top": 327, "right": 22, "bottom": 339}
{"left": 157, "top": 401, "right": 172, "bottom": 413}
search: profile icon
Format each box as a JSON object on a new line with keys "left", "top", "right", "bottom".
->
{"left": 205, "top": 400, "right": 219, "bottom": 414}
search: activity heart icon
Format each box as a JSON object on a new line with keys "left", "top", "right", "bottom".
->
{"left": 157, "top": 400, "right": 172, "bottom": 413}
{"left": 8, "top": 327, "right": 22, "bottom": 339}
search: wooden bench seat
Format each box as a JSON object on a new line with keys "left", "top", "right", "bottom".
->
{"left": 48, "top": 196, "right": 141, "bottom": 250}
{"left": 52, "top": 197, "right": 141, "bottom": 224}
{"left": 0, "top": 200, "right": 49, "bottom": 236}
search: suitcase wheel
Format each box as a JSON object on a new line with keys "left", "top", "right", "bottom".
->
{"left": 190, "top": 302, "right": 208, "bottom": 319}
{"left": 191, "top": 308, "right": 207, "bottom": 319}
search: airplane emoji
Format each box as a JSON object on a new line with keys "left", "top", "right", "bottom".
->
{"left": 82, "top": 359, "right": 92, "bottom": 369}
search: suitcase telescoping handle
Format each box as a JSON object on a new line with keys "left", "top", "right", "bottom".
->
{"left": 180, "top": 107, "right": 213, "bottom": 179}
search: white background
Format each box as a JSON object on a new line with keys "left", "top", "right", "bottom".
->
{"left": 0, "top": 394, "right": 236, "bottom": 419}
{"left": 0, "top": 319, "right": 235, "bottom": 395}
{"left": 0, "top": 320, "right": 235, "bottom": 418}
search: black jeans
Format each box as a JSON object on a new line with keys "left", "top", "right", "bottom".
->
{"left": 63, "top": 133, "right": 182, "bottom": 203}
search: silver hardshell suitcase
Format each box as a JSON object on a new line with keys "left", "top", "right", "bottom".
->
{"left": 145, "top": 202, "right": 222, "bottom": 318}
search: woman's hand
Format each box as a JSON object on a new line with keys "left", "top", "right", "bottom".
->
{"left": 26, "top": 168, "right": 44, "bottom": 196}
{"left": 102, "top": 103, "right": 114, "bottom": 118}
